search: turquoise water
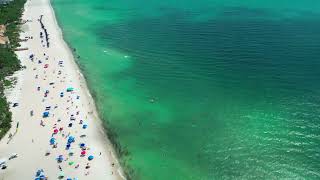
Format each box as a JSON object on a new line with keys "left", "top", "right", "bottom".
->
{"left": 52, "top": 0, "right": 320, "bottom": 179}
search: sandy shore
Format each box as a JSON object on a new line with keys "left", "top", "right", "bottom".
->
{"left": 0, "top": 0, "right": 125, "bottom": 179}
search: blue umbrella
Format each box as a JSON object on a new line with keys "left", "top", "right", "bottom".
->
{"left": 82, "top": 124, "right": 87, "bottom": 129}
{"left": 66, "top": 144, "right": 71, "bottom": 150}
{"left": 80, "top": 143, "right": 85, "bottom": 148}
{"left": 56, "top": 155, "right": 63, "bottom": 162}
{"left": 50, "top": 138, "right": 55, "bottom": 145}
{"left": 36, "top": 170, "right": 41, "bottom": 176}
{"left": 88, "top": 155, "right": 94, "bottom": 161}
{"left": 67, "top": 136, "right": 75, "bottom": 143}
{"left": 43, "top": 112, "right": 49, "bottom": 118}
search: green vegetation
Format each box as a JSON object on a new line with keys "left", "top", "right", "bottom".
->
{"left": 0, "top": 0, "right": 26, "bottom": 139}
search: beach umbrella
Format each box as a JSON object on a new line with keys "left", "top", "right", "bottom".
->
{"left": 43, "top": 111, "right": 49, "bottom": 118}
{"left": 68, "top": 161, "right": 74, "bottom": 166}
{"left": 82, "top": 124, "right": 87, "bottom": 129}
{"left": 53, "top": 129, "right": 58, "bottom": 134}
{"left": 81, "top": 150, "right": 86, "bottom": 156}
{"left": 66, "top": 144, "right": 71, "bottom": 150}
{"left": 35, "top": 169, "right": 45, "bottom": 179}
{"left": 68, "top": 123, "right": 73, "bottom": 127}
{"left": 67, "top": 178, "right": 72, "bottom": 180}
{"left": 56, "top": 155, "right": 63, "bottom": 162}
{"left": 50, "top": 137, "right": 55, "bottom": 145}
{"left": 80, "top": 143, "right": 85, "bottom": 148}
{"left": 88, "top": 155, "right": 94, "bottom": 161}
{"left": 68, "top": 136, "right": 75, "bottom": 143}
{"left": 36, "top": 170, "right": 42, "bottom": 176}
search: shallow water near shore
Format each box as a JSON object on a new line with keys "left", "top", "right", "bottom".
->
{"left": 52, "top": 0, "right": 320, "bottom": 179}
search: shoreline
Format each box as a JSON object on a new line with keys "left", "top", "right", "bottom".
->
{"left": 47, "top": 0, "right": 126, "bottom": 179}
{"left": 0, "top": 0, "right": 125, "bottom": 179}
{"left": 47, "top": 0, "right": 127, "bottom": 178}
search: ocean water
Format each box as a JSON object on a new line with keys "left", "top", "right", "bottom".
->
{"left": 52, "top": 0, "right": 320, "bottom": 179}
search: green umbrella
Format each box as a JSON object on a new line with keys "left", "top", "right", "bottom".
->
{"left": 68, "top": 161, "right": 74, "bottom": 166}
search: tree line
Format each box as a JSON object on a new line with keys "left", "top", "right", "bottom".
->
{"left": 0, "top": 0, "right": 26, "bottom": 139}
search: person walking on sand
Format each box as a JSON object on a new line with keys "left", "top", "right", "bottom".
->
{"left": 15, "top": 122, "right": 20, "bottom": 133}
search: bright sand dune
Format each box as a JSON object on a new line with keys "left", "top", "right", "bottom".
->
{"left": 0, "top": 0, "right": 125, "bottom": 179}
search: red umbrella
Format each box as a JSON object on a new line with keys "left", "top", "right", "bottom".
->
{"left": 81, "top": 150, "right": 86, "bottom": 155}
{"left": 53, "top": 129, "right": 58, "bottom": 134}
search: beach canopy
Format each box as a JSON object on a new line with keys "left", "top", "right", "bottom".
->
{"left": 81, "top": 150, "right": 86, "bottom": 155}
{"left": 66, "top": 87, "right": 74, "bottom": 92}
{"left": 88, "top": 155, "right": 94, "bottom": 161}
{"left": 43, "top": 112, "right": 49, "bottom": 118}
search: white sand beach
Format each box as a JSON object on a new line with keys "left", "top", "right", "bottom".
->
{"left": 0, "top": 0, "right": 125, "bottom": 179}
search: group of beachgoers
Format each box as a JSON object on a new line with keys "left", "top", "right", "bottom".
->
{"left": 23, "top": 15, "right": 101, "bottom": 180}
{"left": 38, "top": 15, "right": 49, "bottom": 48}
